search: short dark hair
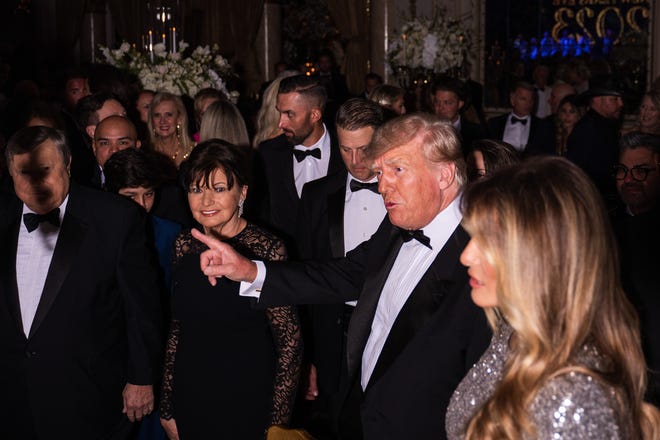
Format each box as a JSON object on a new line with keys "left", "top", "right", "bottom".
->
{"left": 336, "top": 98, "right": 383, "bottom": 131}
{"left": 510, "top": 81, "right": 535, "bottom": 94}
{"left": 181, "top": 139, "right": 251, "bottom": 192}
{"left": 431, "top": 78, "right": 465, "bottom": 102}
{"left": 278, "top": 74, "right": 327, "bottom": 112}
{"left": 469, "top": 139, "right": 520, "bottom": 179}
{"left": 6, "top": 126, "right": 70, "bottom": 167}
{"left": 619, "top": 132, "right": 660, "bottom": 156}
{"left": 76, "top": 91, "right": 122, "bottom": 129}
{"left": 104, "top": 148, "right": 163, "bottom": 193}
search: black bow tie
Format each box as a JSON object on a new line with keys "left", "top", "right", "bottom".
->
{"left": 511, "top": 116, "right": 528, "bottom": 125}
{"left": 23, "top": 208, "right": 61, "bottom": 233}
{"left": 399, "top": 228, "right": 432, "bottom": 249}
{"left": 349, "top": 179, "right": 379, "bottom": 194}
{"left": 293, "top": 148, "right": 322, "bottom": 162}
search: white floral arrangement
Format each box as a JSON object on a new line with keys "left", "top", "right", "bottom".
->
{"left": 99, "top": 41, "right": 239, "bottom": 102}
{"left": 387, "top": 12, "right": 471, "bottom": 76}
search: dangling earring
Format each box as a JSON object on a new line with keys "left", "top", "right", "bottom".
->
{"left": 176, "top": 123, "right": 181, "bottom": 139}
{"left": 238, "top": 199, "right": 244, "bottom": 217}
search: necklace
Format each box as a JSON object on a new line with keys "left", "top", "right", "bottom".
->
{"left": 157, "top": 138, "right": 183, "bottom": 161}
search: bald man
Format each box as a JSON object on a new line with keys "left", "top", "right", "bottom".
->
{"left": 92, "top": 116, "right": 141, "bottom": 187}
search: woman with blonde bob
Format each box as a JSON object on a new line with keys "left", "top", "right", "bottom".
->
{"left": 446, "top": 157, "right": 660, "bottom": 439}
{"left": 198, "top": 99, "right": 250, "bottom": 147}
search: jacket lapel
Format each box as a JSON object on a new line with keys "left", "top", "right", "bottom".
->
{"left": 365, "top": 227, "right": 467, "bottom": 390}
{"left": 327, "top": 184, "right": 345, "bottom": 258}
{"left": 0, "top": 199, "right": 24, "bottom": 337}
{"left": 28, "top": 191, "right": 87, "bottom": 339}
{"left": 345, "top": 223, "right": 401, "bottom": 377}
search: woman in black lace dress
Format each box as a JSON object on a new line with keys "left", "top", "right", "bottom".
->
{"left": 159, "top": 139, "right": 302, "bottom": 439}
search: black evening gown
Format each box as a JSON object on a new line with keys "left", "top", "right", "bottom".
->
{"left": 160, "top": 224, "right": 301, "bottom": 439}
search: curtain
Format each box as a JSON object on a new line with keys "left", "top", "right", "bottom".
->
{"left": 325, "top": 0, "right": 369, "bottom": 96}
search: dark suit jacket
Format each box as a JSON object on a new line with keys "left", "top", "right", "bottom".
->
{"left": 487, "top": 112, "right": 554, "bottom": 155}
{"left": 247, "top": 131, "right": 344, "bottom": 251}
{"left": 296, "top": 171, "right": 386, "bottom": 399}
{"left": 458, "top": 119, "right": 487, "bottom": 154}
{"left": 0, "top": 184, "right": 162, "bottom": 439}
{"left": 257, "top": 217, "right": 491, "bottom": 439}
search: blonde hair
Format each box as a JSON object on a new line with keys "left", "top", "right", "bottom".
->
{"left": 368, "top": 113, "right": 467, "bottom": 187}
{"left": 461, "top": 157, "right": 660, "bottom": 439}
{"left": 199, "top": 100, "right": 249, "bottom": 147}
{"left": 147, "top": 92, "right": 194, "bottom": 154}
{"left": 253, "top": 71, "right": 299, "bottom": 147}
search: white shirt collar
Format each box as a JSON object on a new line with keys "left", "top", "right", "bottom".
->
{"left": 417, "top": 195, "right": 462, "bottom": 249}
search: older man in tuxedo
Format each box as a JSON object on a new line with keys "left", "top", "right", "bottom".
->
{"left": 0, "top": 126, "right": 162, "bottom": 439}
{"left": 193, "top": 114, "right": 491, "bottom": 440}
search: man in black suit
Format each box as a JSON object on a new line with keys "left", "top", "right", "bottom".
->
{"left": 487, "top": 81, "right": 553, "bottom": 155}
{"left": 296, "top": 99, "right": 386, "bottom": 435}
{"left": 0, "top": 126, "right": 162, "bottom": 439}
{"left": 566, "top": 76, "right": 624, "bottom": 202}
{"left": 248, "top": 74, "right": 344, "bottom": 250}
{"left": 431, "top": 79, "right": 486, "bottom": 154}
{"left": 194, "top": 114, "right": 491, "bottom": 440}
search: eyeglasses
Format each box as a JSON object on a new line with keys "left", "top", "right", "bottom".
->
{"left": 612, "top": 164, "right": 659, "bottom": 182}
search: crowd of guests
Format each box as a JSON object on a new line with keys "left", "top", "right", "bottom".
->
{"left": 0, "top": 55, "right": 660, "bottom": 440}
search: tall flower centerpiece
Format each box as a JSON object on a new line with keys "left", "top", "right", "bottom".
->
{"left": 99, "top": 41, "right": 239, "bottom": 101}
{"left": 387, "top": 10, "right": 471, "bottom": 88}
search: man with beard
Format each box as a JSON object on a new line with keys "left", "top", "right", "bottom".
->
{"left": 611, "top": 132, "right": 660, "bottom": 405}
{"left": 247, "top": 74, "right": 344, "bottom": 251}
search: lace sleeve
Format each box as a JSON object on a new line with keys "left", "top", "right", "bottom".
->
{"left": 172, "top": 230, "right": 194, "bottom": 267}
{"left": 159, "top": 320, "right": 180, "bottom": 420}
{"left": 266, "top": 305, "right": 303, "bottom": 426}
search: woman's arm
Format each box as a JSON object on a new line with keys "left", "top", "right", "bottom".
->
{"left": 266, "top": 305, "right": 303, "bottom": 426}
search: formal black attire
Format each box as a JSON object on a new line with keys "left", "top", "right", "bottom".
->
{"left": 0, "top": 183, "right": 162, "bottom": 440}
{"left": 487, "top": 112, "right": 554, "bottom": 155}
{"left": 566, "top": 109, "right": 620, "bottom": 201}
{"left": 457, "top": 118, "right": 487, "bottom": 154}
{"left": 611, "top": 205, "right": 660, "bottom": 405}
{"left": 159, "top": 225, "right": 302, "bottom": 439}
{"left": 253, "top": 216, "right": 491, "bottom": 439}
{"left": 246, "top": 132, "right": 344, "bottom": 252}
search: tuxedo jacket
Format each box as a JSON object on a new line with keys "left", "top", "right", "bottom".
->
{"left": 458, "top": 119, "right": 487, "bottom": 154}
{"left": 296, "top": 171, "right": 386, "bottom": 399}
{"left": 487, "top": 112, "right": 554, "bottom": 154}
{"left": 258, "top": 216, "right": 491, "bottom": 439}
{"left": 0, "top": 183, "right": 162, "bottom": 439}
{"left": 247, "top": 132, "right": 344, "bottom": 251}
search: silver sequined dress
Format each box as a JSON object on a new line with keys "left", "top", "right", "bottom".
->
{"left": 445, "top": 321, "right": 624, "bottom": 439}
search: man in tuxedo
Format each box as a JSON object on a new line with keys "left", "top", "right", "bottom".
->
{"left": 193, "top": 114, "right": 491, "bottom": 439}
{"left": 0, "top": 126, "right": 162, "bottom": 439}
{"left": 431, "top": 79, "right": 486, "bottom": 154}
{"left": 91, "top": 115, "right": 141, "bottom": 188}
{"left": 296, "top": 99, "right": 386, "bottom": 435}
{"left": 248, "top": 74, "right": 344, "bottom": 250}
{"left": 487, "top": 81, "right": 553, "bottom": 155}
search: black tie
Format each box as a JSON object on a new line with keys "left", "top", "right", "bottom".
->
{"left": 23, "top": 208, "right": 61, "bottom": 233}
{"left": 399, "top": 228, "right": 432, "bottom": 249}
{"left": 511, "top": 116, "right": 528, "bottom": 125}
{"left": 349, "top": 179, "right": 379, "bottom": 194}
{"left": 293, "top": 148, "right": 322, "bottom": 162}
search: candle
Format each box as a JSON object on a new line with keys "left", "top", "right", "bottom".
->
{"left": 148, "top": 30, "right": 154, "bottom": 63}
{"left": 402, "top": 34, "right": 407, "bottom": 63}
{"left": 170, "top": 27, "right": 177, "bottom": 53}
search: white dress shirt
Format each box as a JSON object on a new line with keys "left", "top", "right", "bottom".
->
{"left": 502, "top": 112, "right": 531, "bottom": 152}
{"left": 293, "top": 124, "right": 331, "bottom": 197}
{"left": 360, "top": 196, "right": 462, "bottom": 388}
{"left": 16, "top": 197, "right": 69, "bottom": 336}
{"left": 239, "top": 196, "right": 463, "bottom": 390}
{"left": 535, "top": 87, "right": 552, "bottom": 119}
{"left": 343, "top": 173, "right": 387, "bottom": 306}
